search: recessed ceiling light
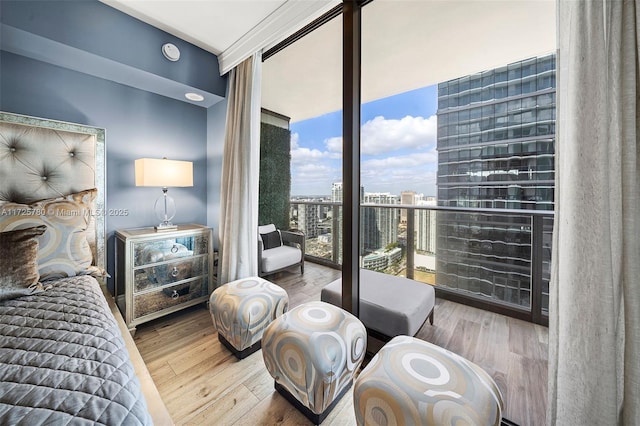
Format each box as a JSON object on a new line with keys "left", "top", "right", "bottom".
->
{"left": 185, "top": 93, "right": 205, "bottom": 102}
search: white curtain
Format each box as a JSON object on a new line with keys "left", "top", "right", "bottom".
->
{"left": 549, "top": 1, "right": 639, "bottom": 425}
{"left": 218, "top": 52, "right": 262, "bottom": 284}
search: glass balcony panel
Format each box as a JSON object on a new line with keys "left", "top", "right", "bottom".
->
{"left": 521, "top": 78, "right": 537, "bottom": 94}
{"left": 537, "top": 92, "right": 554, "bottom": 106}
{"left": 521, "top": 58, "right": 537, "bottom": 77}
{"left": 495, "top": 67, "right": 508, "bottom": 83}
{"left": 439, "top": 81, "right": 449, "bottom": 96}
{"left": 482, "top": 104, "right": 495, "bottom": 117}
{"left": 449, "top": 80, "right": 459, "bottom": 95}
{"left": 508, "top": 81, "right": 522, "bottom": 97}
{"left": 435, "top": 211, "right": 535, "bottom": 308}
{"left": 290, "top": 202, "right": 551, "bottom": 317}
{"left": 470, "top": 75, "right": 482, "bottom": 90}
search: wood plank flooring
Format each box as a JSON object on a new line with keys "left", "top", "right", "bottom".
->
{"left": 134, "top": 262, "right": 548, "bottom": 426}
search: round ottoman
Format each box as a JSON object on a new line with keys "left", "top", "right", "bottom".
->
{"left": 262, "top": 301, "right": 367, "bottom": 424}
{"left": 209, "top": 276, "right": 288, "bottom": 359}
{"left": 353, "top": 336, "right": 504, "bottom": 426}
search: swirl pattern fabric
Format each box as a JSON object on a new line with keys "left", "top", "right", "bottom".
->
{"left": 209, "top": 276, "right": 288, "bottom": 351}
{"left": 354, "top": 335, "right": 504, "bottom": 426}
{"left": 262, "top": 301, "right": 367, "bottom": 415}
{"left": 0, "top": 189, "right": 103, "bottom": 281}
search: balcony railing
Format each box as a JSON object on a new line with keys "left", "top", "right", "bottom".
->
{"left": 290, "top": 201, "right": 553, "bottom": 325}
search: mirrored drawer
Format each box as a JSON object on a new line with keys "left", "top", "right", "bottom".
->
{"left": 133, "top": 255, "right": 209, "bottom": 292}
{"left": 133, "top": 277, "right": 208, "bottom": 319}
{"left": 133, "top": 234, "right": 209, "bottom": 267}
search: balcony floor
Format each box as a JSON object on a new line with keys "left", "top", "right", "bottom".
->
{"left": 134, "top": 261, "right": 548, "bottom": 426}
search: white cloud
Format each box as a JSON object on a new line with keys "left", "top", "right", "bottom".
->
{"left": 362, "top": 151, "right": 438, "bottom": 169}
{"left": 360, "top": 152, "right": 438, "bottom": 195}
{"left": 290, "top": 132, "right": 300, "bottom": 149}
{"left": 321, "top": 115, "right": 437, "bottom": 156}
{"left": 290, "top": 133, "right": 341, "bottom": 164}
{"left": 291, "top": 147, "right": 331, "bottom": 162}
{"left": 325, "top": 136, "right": 343, "bottom": 153}
{"left": 292, "top": 162, "right": 341, "bottom": 195}
{"left": 295, "top": 162, "right": 336, "bottom": 176}
{"left": 362, "top": 115, "right": 437, "bottom": 155}
{"left": 290, "top": 116, "right": 439, "bottom": 195}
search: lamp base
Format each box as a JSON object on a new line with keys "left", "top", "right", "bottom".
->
{"left": 154, "top": 223, "right": 178, "bottom": 232}
{"left": 154, "top": 189, "right": 177, "bottom": 232}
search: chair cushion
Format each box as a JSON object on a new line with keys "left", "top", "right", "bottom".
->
{"left": 353, "top": 336, "right": 504, "bottom": 426}
{"left": 261, "top": 245, "right": 301, "bottom": 274}
{"left": 321, "top": 269, "right": 434, "bottom": 337}
{"left": 260, "top": 230, "right": 282, "bottom": 250}
{"left": 262, "top": 301, "right": 366, "bottom": 417}
{"left": 258, "top": 224, "right": 277, "bottom": 234}
{"left": 209, "top": 276, "right": 288, "bottom": 354}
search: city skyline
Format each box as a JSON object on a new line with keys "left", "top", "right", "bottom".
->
{"left": 289, "top": 85, "right": 439, "bottom": 197}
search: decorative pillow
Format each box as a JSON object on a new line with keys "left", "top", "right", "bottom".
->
{"left": 0, "top": 189, "right": 102, "bottom": 281}
{"left": 0, "top": 225, "right": 47, "bottom": 301}
{"left": 261, "top": 230, "right": 282, "bottom": 250}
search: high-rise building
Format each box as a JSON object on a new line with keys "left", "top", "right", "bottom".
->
{"left": 400, "top": 191, "right": 416, "bottom": 224}
{"left": 436, "top": 53, "right": 556, "bottom": 308}
{"left": 331, "top": 182, "right": 364, "bottom": 203}
{"left": 331, "top": 182, "right": 365, "bottom": 261}
{"left": 362, "top": 192, "right": 399, "bottom": 252}
{"left": 331, "top": 182, "right": 343, "bottom": 203}
{"left": 297, "top": 203, "right": 319, "bottom": 238}
{"left": 416, "top": 198, "right": 437, "bottom": 254}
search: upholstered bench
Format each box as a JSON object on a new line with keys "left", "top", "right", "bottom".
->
{"left": 209, "top": 276, "right": 288, "bottom": 359}
{"left": 321, "top": 269, "right": 435, "bottom": 340}
{"left": 262, "top": 301, "right": 367, "bottom": 424}
{"left": 353, "top": 336, "right": 504, "bottom": 426}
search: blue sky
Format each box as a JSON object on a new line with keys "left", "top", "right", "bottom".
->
{"left": 290, "top": 85, "right": 439, "bottom": 197}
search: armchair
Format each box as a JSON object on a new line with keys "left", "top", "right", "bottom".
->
{"left": 258, "top": 224, "right": 305, "bottom": 277}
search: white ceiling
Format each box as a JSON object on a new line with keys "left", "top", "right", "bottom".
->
{"left": 102, "top": 0, "right": 556, "bottom": 123}
{"left": 102, "top": 0, "right": 288, "bottom": 55}
{"left": 263, "top": 0, "right": 557, "bottom": 122}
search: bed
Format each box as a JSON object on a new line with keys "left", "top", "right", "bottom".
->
{"left": 0, "top": 112, "right": 171, "bottom": 424}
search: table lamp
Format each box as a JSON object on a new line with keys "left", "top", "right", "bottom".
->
{"left": 135, "top": 157, "right": 193, "bottom": 231}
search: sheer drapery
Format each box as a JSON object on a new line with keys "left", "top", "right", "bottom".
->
{"left": 549, "top": 1, "right": 639, "bottom": 424}
{"left": 218, "top": 52, "right": 262, "bottom": 283}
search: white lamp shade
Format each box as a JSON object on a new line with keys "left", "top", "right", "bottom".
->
{"left": 135, "top": 158, "right": 193, "bottom": 187}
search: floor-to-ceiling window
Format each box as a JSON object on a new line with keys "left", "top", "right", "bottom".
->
{"left": 262, "top": 11, "right": 344, "bottom": 267}
{"left": 262, "top": 0, "right": 555, "bottom": 323}
{"left": 360, "top": 0, "right": 555, "bottom": 324}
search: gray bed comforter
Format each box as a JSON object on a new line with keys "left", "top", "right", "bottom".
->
{"left": 0, "top": 276, "right": 152, "bottom": 425}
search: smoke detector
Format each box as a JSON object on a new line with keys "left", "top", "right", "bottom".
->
{"left": 162, "top": 43, "right": 180, "bottom": 61}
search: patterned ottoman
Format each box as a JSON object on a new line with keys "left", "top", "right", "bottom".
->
{"left": 262, "top": 301, "right": 367, "bottom": 424}
{"left": 209, "top": 276, "right": 288, "bottom": 359}
{"left": 354, "top": 336, "right": 504, "bottom": 426}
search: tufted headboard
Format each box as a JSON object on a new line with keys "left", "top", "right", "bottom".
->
{"left": 0, "top": 111, "right": 106, "bottom": 271}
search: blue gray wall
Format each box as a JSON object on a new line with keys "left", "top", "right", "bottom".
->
{"left": 0, "top": 0, "right": 228, "bottom": 291}
{"left": 207, "top": 100, "right": 228, "bottom": 250}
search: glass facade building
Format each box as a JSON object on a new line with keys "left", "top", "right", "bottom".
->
{"left": 436, "top": 54, "right": 555, "bottom": 309}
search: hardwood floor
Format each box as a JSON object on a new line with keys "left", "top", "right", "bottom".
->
{"left": 134, "top": 262, "right": 548, "bottom": 426}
